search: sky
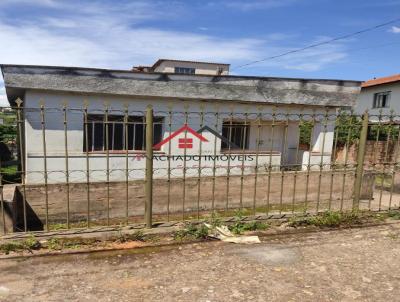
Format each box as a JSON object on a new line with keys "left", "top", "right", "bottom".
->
{"left": 0, "top": 0, "right": 400, "bottom": 106}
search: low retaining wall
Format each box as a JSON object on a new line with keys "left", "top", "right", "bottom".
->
{"left": 12, "top": 170, "right": 357, "bottom": 230}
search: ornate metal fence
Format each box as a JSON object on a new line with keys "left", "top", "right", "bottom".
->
{"left": 0, "top": 100, "right": 399, "bottom": 235}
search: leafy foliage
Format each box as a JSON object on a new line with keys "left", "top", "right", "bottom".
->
{"left": 0, "top": 124, "right": 16, "bottom": 143}
{"left": 174, "top": 223, "right": 209, "bottom": 241}
{"left": 228, "top": 210, "right": 269, "bottom": 234}
{"left": 288, "top": 211, "right": 363, "bottom": 228}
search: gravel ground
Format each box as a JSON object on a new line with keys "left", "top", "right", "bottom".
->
{"left": 0, "top": 223, "right": 399, "bottom": 302}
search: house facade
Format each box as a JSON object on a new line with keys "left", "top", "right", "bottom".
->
{"left": 1, "top": 62, "right": 361, "bottom": 185}
{"left": 355, "top": 74, "right": 400, "bottom": 117}
{"left": 133, "top": 59, "right": 230, "bottom": 75}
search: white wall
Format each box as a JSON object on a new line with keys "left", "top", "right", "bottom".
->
{"left": 154, "top": 61, "right": 229, "bottom": 75}
{"left": 23, "top": 91, "right": 335, "bottom": 183}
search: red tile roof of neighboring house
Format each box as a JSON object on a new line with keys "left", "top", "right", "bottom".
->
{"left": 362, "top": 74, "right": 400, "bottom": 88}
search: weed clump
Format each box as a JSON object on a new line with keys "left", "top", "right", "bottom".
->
{"left": 288, "top": 211, "right": 363, "bottom": 228}
{"left": 387, "top": 211, "right": 400, "bottom": 220}
{"left": 0, "top": 235, "right": 41, "bottom": 255}
{"left": 45, "top": 237, "right": 98, "bottom": 250}
{"left": 174, "top": 223, "right": 209, "bottom": 241}
{"left": 228, "top": 210, "right": 269, "bottom": 234}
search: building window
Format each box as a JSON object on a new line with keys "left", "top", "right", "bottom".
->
{"left": 84, "top": 115, "right": 163, "bottom": 152}
{"left": 221, "top": 121, "right": 249, "bottom": 150}
{"left": 174, "top": 67, "right": 196, "bottom": 74}
{"left": 373, "top": 91, "right": 391, "bottom": 108}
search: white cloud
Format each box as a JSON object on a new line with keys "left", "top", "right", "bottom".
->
{"left": 389, "top": 26, "right": 400, "bottom": 33}
{"left": 0, "top": 0, "right": 59, "bottom": 7}
{"left": 0, "top": 1, "right": 349, "bottom": 105}
{"left": 212, "top": 0, "right": 298, "bottom": 11}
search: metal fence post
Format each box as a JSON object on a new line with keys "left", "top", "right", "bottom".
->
{"left": 353, "top": 111, "right": 369, "bottom": 209}
{"left": 145, "top": 105, "right": 154, "bottom": 228}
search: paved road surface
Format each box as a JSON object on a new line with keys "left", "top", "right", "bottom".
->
{"left": 0, "top": 223, "right": 399, "bottom": 302}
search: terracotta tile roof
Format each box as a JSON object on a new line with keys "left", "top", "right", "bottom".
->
{"left": 362, "top": 74, "right": 400, "bottom": 88}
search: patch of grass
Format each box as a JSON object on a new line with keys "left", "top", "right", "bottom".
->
{"left": 45, "top": 237, "right": 98, "bottom": 250}
{"left": 48, "top": 221, "right": 88, "bottom": 231}
{"left": 0, "top": 235, "right": 41, "bottom": 255}
{"left": 387, "top": 210, "right": 400, "bottom": 220}
{"left": 228, "top": 210, "right": 269, "bottom": 234}
{"left": 288, "top": 211, "right": 363, "bottom": 228}
{"left": 0, "top": 241, "right": 24, "bottom": 254}
{"left": 173, "top": 223, "right": 209, "bottom": 241}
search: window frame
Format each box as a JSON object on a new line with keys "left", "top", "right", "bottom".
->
{"left": 83, "top": 114, "right": 164, "bottom": 152}
{"left": 372, "top": 91, "right": 391, "bottom": 109}
{"left": 221, "top": 120, "right": 250, "bottom": 150}
{"left": 174, "top": 67, "right": 196, "bottom": 75}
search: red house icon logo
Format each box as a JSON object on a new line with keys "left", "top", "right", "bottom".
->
{"left": 154, "top": 125, "right": 208, "bottom": 150}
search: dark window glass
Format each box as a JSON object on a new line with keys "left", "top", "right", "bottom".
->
{"left": 373, "top": 92, "right": 391, "bottom": 108}
{"left": 174, "top": 67, "right": 196, "bottom": 74}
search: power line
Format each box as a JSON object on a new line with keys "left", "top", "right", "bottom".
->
{"left": 232, "top": 17, "right": 400, "bottom": 70}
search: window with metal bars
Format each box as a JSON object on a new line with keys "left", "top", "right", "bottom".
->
{"left": 221, "top": 121, "right": 249, "bottom": 150}
{"left": 83, "top": 115, "right": 163, "bottom": 152}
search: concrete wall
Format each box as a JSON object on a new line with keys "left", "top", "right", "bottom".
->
{"left": 14, "top": 170, "right": 356, "bottom": 228}
{"left": 153, "top": 61, "right": 229, "bottom": 75}
{"left": 23, "top": 91, "right": 336, "bottom": 184}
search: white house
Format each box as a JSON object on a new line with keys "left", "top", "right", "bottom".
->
{"left": 1, "top": 61, "right": 361, "bottom": 185}
{"left": 133, "top": 59, "right": 230, "bottom": 75}
{"left": 355, "top": 74, "right": 400, "bottom": 117}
